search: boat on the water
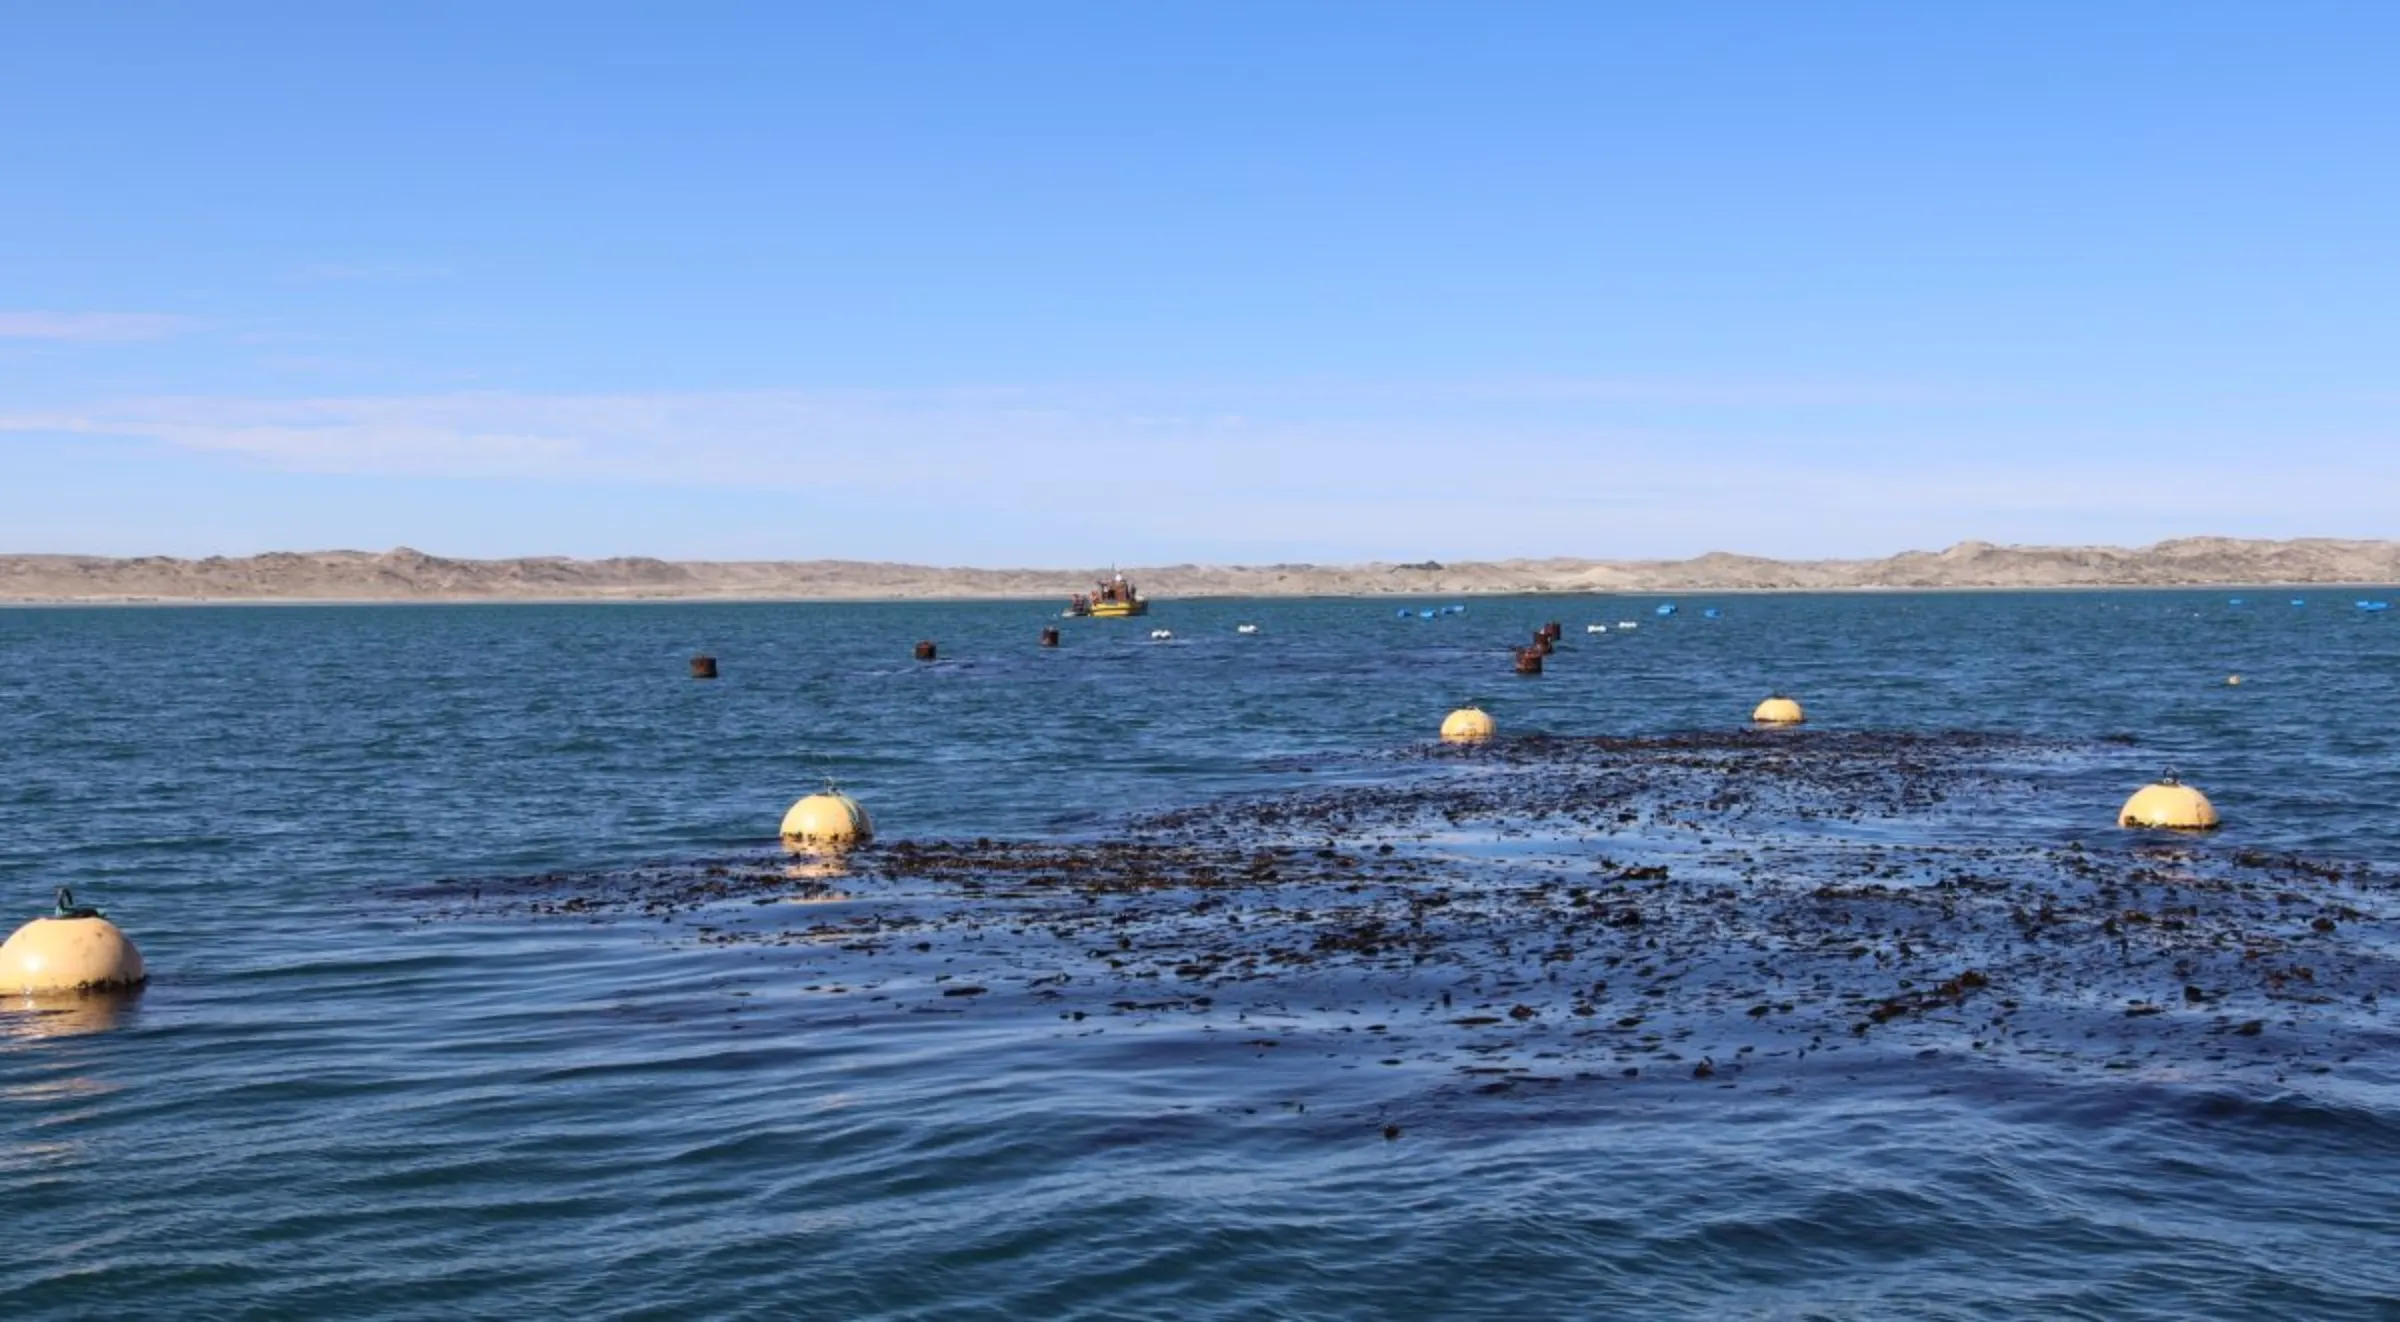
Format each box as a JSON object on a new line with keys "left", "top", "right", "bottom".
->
{"left": 1068, "top": 572, "right": 1149, "bottom": 618}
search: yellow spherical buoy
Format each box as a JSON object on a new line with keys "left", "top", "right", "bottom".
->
{"left": 1440, "top": 707, "right": 1496, "bottom": 743}
{"left": 1752, "top": 696, "right": 1806, "bottom": 725}
{"left": 780, "top": 787, "right": 872, "bottom": 845}
{"left": 0, "top": 892, "right": 146, "bottom": 995}
{"left": 2118, "top": 778, "right": 2219, "bottom": 830}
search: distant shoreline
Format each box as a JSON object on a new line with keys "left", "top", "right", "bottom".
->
{"left": 3, "top": 539, "right": 2397, "bottom": 608}
{"left": 7, "top": 589, "right": 2395, "bottom": 609}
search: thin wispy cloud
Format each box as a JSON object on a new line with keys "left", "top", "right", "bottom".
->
{"left": 0, "top": 388, "right": 1395, "bottom": 488}
{"left": 0, "top": 311, "right": 201, "bottom": 342}
{"left": 4, "top": 383, "right": 2391, "bottom": 559}
{"left": 280, "top": 261, "right": 456, "bottom": 284}
{"left": 1323, "top": 376, "right": 1977, "bottom": 409}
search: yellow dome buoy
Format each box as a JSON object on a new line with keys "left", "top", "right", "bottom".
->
{"left": 1752, "top": 696, "right": 1806, "bottom": 725}
{"left": 780, "top": 785, "right": 873, "bottom": 845}
{"left": 1440, "top": 707, "right": 1496, "bottom": 743}
{"left": 2118, "top": 776, "right": 2219, "bottom": 830}
{"left": 0, "top": 890, "right": 147, "bottom": 995}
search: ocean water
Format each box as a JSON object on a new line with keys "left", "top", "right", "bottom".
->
{"left": 2, "top": 591, "right": 2397, "bottom": 1319}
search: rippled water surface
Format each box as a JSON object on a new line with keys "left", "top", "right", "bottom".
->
{"left": 4, "top": 592, "right": 2399, "bottom": 1319}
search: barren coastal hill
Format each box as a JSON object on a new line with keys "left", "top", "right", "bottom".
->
{"left": 3, "top": 537, "right": 2397, "bottom": 603}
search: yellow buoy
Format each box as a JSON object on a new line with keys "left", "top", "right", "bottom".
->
{"left": 1752, "top": 696, "right": 1806, "bottom": 725}
{"left": 2118, "top": 778, "right": 2219, "bottom": 830}
{"left": 0, "top": 891, "right": 146, "bottom": 995}
{"left": 780, "top": 787, "right": 872, "bottom": 845}
{"left": 1440, "top": 707, "right": 1496, "bottom": 743}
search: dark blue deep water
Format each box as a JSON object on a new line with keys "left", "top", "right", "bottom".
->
{"left": 3, "top": 592, "right": 2398, "bottom": 1319}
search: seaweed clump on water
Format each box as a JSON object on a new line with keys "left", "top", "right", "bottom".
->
{"left": 403, "top": 729, "right": 2398, "bottom": 1096}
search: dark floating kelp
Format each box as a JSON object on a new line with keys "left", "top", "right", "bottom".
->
{"left": 401, "top": 730, "right": 2398, "bottom": 1098}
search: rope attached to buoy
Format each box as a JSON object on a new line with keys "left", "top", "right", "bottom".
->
{"left": 53, "top": 887, "right": 104, "bottom": 919}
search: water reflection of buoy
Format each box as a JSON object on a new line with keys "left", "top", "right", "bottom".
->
{"left": 1752, "top": 696, "right": 1806, "bottom": 725}
{"left": 781, "top": 787, "right": 873, "bottom": 845}
{"left": 1440, "top": 707, "right": 1496, "bottom": 742}
{"left": 2119, "top": 777, "right": 2219, "bottom": 830}
{"left": 0, "top": 890, "right": 147, "bottom": 995}
{"left": 780, "top": 852, "right": 852, "bottom": 880}
{"left": 776, "top": 849, "right": 854, "bottom": 904}
{"left": 1, "top": 989, "right": 139, "bottom": 1038}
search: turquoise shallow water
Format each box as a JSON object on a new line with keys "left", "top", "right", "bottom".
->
{"left": 3, "top": 592, "right": 2398, "bottom": 1319}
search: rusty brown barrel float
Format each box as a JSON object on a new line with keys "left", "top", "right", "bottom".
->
{"left": 1530, "top": 631, "right": 1554, "bottom": 657}
{"left": 1514, "top": 646, "right": 1544, "bottom": 675}
{"left": 914, "top": 640, "right": 937, "bottom": 661}
{"left": 690, "top": 654, "right": 719, "bottom": 679}
{"left": 1541, "top": 621, "right": 1563, "bottom": 643}
{"left": 1040, "top": 627, "right": 1060, "bottom": 648}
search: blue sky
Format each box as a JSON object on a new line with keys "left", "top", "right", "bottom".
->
{"left": 3, "top": 2, "right": 2395, "bottom": 564}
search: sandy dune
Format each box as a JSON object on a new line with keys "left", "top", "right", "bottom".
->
{"left": 2, "top": 538, "right": 2396, "bottom": 603}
